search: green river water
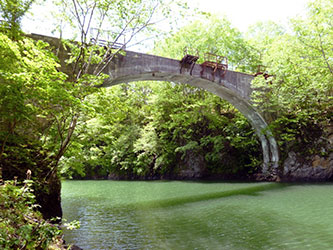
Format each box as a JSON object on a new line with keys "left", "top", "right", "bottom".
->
{"left": 61, "top": 181, "right": 333, "bottom": 250}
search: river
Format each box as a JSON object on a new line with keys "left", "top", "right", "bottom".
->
{"left": 61, "top": 181, "right": 333, "bottom": 250}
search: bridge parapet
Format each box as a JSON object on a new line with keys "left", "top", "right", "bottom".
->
{"left": 103, "top": 50, "right": 254, "bottom": 101}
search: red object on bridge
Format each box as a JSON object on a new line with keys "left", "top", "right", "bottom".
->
{"left": 200, "top": 53, "right": 228, "bottom": 81}
{"left": 254, "top": 65, "right": 275, "bottom": 83}
{"left": 180, "top": 47, "right": 199, "bottom": 75}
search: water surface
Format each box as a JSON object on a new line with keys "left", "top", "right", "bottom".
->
{"left": 61, "top": 181, "right": 333, "bottom": 249}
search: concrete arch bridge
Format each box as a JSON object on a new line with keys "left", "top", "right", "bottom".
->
{"left": 31, "top": 34, "right": 279, "bottom": 176}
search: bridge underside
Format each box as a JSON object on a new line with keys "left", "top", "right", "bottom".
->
{"left": 102, "top": 51, "right": 279, "bottom": 175}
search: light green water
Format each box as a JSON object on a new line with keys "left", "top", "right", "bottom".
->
{"left": 61, "top": 181, "right": 333, "bottom": 250}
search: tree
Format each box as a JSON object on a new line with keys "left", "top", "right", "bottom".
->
{"left": 47, "top": 0, "right": 190, "bottom": 169}
{"left": 250, "top": 0, "right": 333, "bottom": 159}
{"left": 0, "top": 0, "right": 35, "bottom": 39}
{"left": 154, "top": 15, "right": 256, "bottom": 72}
{"left": 1, "top": 0, "right": 191, "bottom": 217}
{"left": 0, "top": 30, "right": 91, "bottom": 218}
{"left": 246, "top": 21, "right": 285, "bottom": 69}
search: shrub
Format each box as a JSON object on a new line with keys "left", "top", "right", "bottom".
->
{"left": 0, "top": 175, "right": 64, "bottom": 249}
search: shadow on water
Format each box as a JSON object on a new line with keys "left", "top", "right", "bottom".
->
{"left": 139, "top": 204, "right": 282, "bottom": 250}
{"left": 105, "top": 183, "right": 295, "bottom": 250}
{"left": 62, "top": 182, "right": 333, "bottom": 250}
{"left": 129, "top": 182, "right": 332, "bottom": 250}
{"left": 129, "top": 182, "right": 287, "bottom": 210}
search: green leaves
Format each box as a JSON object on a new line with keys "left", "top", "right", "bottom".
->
{"left": 249, "top": 0, "right": 333, "bottom": 160}
{"left": 0, "top": 0, "right": 35, "bottom": 39}
{"left": 0, "top": 31, "right": 100, "bottom": 184}
{"left": 0, "top": 179, "right": 62, "bottom": 249}
{"left": 154, "top": 15, "right": 256, "bottom": 72}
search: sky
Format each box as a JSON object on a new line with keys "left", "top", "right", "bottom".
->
{"left": 190, "top": 0, "right": 308, "bottom": 32}
{"left": 22, "top": 0, "right": 309, "bottom": 47}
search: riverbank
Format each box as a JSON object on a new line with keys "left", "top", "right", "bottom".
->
{"left": 69, "top": 151, "right": 333, "bottom": 182}
{"left": 66, "top": 124, "right": 333, "bottom": 182}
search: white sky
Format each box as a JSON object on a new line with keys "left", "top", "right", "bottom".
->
{"left": 22, "top": 0, "right": 308, "bottom": 46}
{"left": 190, "top": 0, "right": 308, "bottom": 32}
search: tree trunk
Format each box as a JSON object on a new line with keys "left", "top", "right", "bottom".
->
{"left": 36, "top": 168, "right": 63, "bottom": 221}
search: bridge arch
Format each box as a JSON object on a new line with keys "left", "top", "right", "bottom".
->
{"left": 101, "top": 50, "right": 279, "bottom": 175}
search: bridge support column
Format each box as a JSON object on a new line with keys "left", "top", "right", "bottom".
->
{"left": 201, "top": 83, "right": 280, "bottom": 177}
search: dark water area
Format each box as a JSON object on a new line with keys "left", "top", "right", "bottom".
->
{"left": 62, "top": 181, "right": 333, "bottom": 249}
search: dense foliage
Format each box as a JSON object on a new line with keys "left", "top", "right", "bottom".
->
{"left": 249, "top": 0, "right": 332, "bottom": 160}
{"left": 60, "top": 82, "right": 262, "bottom": 179}
{"left": 0, "top": 0, "right": 188, "bottom": 218}
{"left": 0, "top": 0, "right": 35, "bottom": 39}
{"left": 0, "top": 177, "right": 63, "bottom": 249}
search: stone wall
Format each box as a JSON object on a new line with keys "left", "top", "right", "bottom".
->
{"left": 282, "top": 126, "right": 333, "bottom": 181}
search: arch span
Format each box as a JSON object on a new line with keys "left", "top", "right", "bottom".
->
{"left": 102, "top": 50, "right": 279, "bottom": 175}
{"left": 28, "top": 33, "right": 278, "bottom": 175}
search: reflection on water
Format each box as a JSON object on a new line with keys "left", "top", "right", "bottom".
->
{"left": 61, "top": 181, "right": 333, "bottom": 250}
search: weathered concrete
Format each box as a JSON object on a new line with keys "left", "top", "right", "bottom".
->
{"left": 103, "top": 50, "right": 279, "bottom": 174}
{"left": 29, "top": 34, "right": 279, "bottom": 175}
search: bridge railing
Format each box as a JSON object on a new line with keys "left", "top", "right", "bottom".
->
{"left": 89, "top": 27, "right": 126, "bottom": 49}
{"left": 90, "top": 38, "right": 125, "bottom": 49}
